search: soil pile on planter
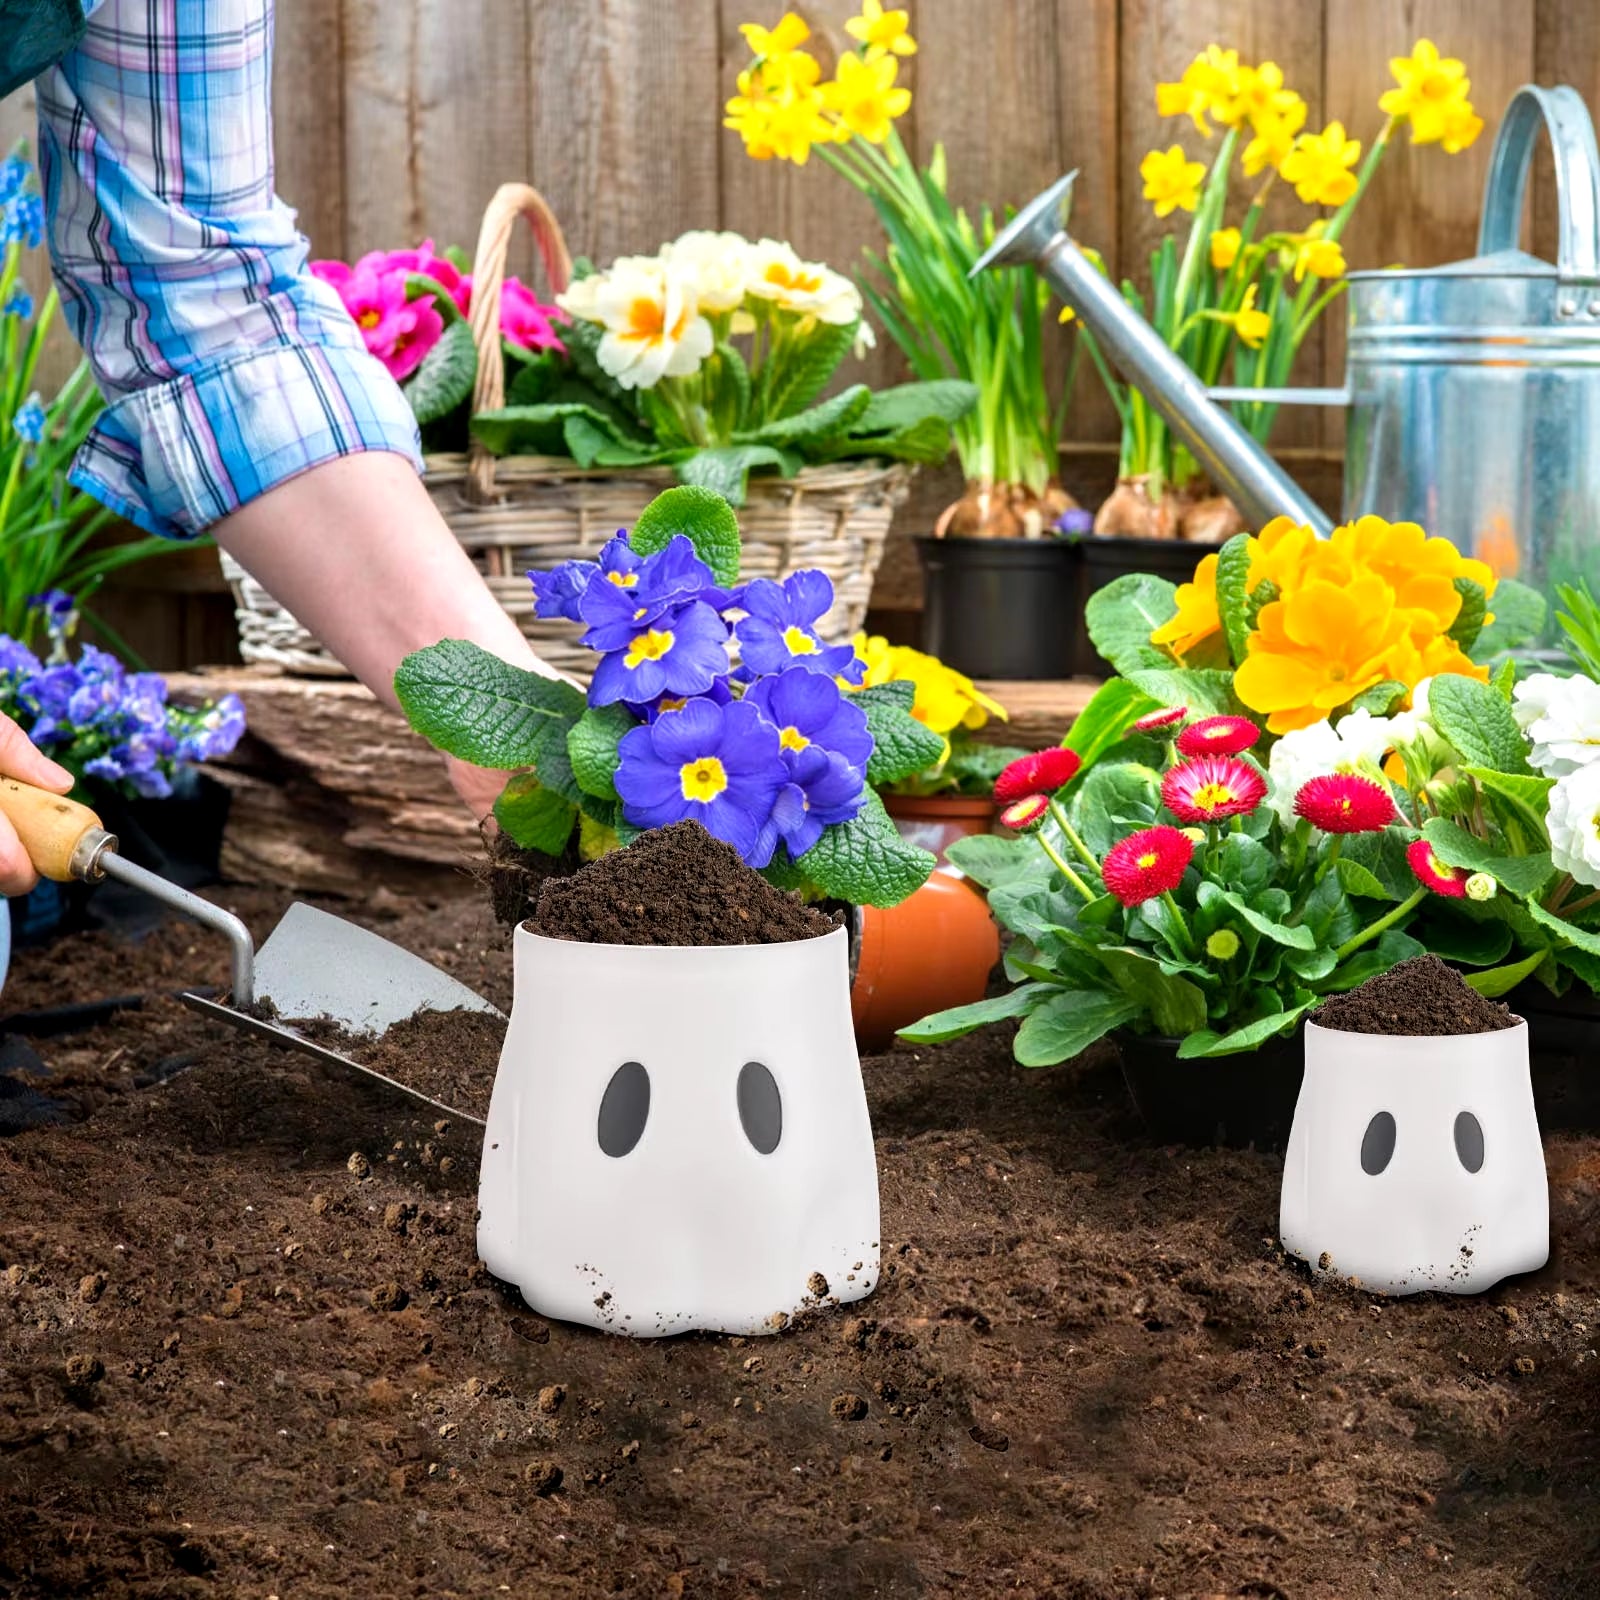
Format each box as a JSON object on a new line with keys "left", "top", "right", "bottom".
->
{"left": 1313, "top": 953, "right": 1517, "bottom": 1036}
{"left": 532, "top": 820, "right": 837, "bottom": 946}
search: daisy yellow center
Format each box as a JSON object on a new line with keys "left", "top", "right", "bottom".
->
{"left": 606, "top": 571, "right": 639, "bottom": 588}
{"left": 680, "top": 757, "right": 728, "bottom": 803}
{"left": 779, "top": 725, "right": 810, "bottom": 753}
{"left": 624, "top": 628, "right": 675, "bottom": 669}
{"left": 783, "top": 625, "right": 819, "bottom": 656}
{"left": 1426, "top": 850, "right": 1451, "bottom": 877}
{"left": 1191, "top": 781, "right": 1236, "bottom": 809}
{"left": 1137, "top": 851, "right": 1159, "bottom": 871}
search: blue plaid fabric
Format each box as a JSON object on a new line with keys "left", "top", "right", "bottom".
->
{"left": 36, "top": 0, "right": 420, "bottom": 538}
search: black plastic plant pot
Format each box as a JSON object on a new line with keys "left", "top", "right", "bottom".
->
{"left": 1507, "top": 981, "right": 1600, "bottom": 1132}
{"left": 1070, "top": 534, "right": 1222, "bottom": 677}
{"left": 1116, "top": 1027, "right": 1305, "bottom": 1150}
{"left": 915, "top": 535, "right": 1079, "bottom": 681}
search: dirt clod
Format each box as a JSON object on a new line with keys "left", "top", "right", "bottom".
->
{"left": 369, "top": 1282, "right": 408, "bottom": 1313}
{"left": 807, "top": 1271, "right": 830, "bottom": 1298}
{"left": 64, "top": 1354, "right": 103, "bottom": 1386}
{"left": 346, "top": 1151, "right": 371, "bottom": 1179}
{"left": 523, "top": 1459, "right": 563, "bottom": 1496}
{"left": 532, "top": 821, "right": 837, "bottom": 946}
{"left": 830, "top": 1392, "right": 869, "bottom": 1421}
{"left": 537, "top": 1383, "right": 566, "bottom": 1414}
{"left": 77, "top": 1272, "right": 105, "bottom": 1304}
{"left": 1313, "top": 953, "right": 1516, "bottom": 1036}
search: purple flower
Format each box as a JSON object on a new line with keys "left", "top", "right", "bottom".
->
{"left": 1054, "top": 507, "right": 1095, "bottom": 536}
{"left": 12, "top": 393, "right": 44, "bottom": 445}
{"left": 30, "top": 590, "right": 76, "bottom": 636}
{"left": 762, "top": 744, "right": 867, "bottom": 860}
{"left": 743, "top": 668, "right": 873, "bottom": 769}
{"left": 0, "top": 638, "right": 40, "bottom": 680}
{"left": 616, "top": 697, "right": 785, "bottom": 865}
{"left": 6, "top": 286, "right": 33, "bottom": 321}
{"left": 528, "top": 534, "right": 640, "bottom": 623}
{"left": 3, "top": 191, "right": 44, "bottom": 249}
{"left": 175, "top": 694, "right": 247, "bottom": 762}
{"left": 588, "top": 599, "right": 729, "bottom": 707}
{"left": 733, "top": 570, "right": 861, "bottom": 680}
{"left": 634, "top": 674, "right": 733, "bottom": 721}
{"left": 580, "top": 535, "right": 721, "bottom": 651}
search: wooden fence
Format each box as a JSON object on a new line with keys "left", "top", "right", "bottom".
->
{"left": 3, "top": 0, "right": 1598, "bottom": 657}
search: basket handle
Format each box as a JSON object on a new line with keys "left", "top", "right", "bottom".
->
{"left": 465, "top": 182, "right": 574, "bottom": 500}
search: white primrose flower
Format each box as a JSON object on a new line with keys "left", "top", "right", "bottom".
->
{"left": 1265, "top": 708, "right": 1400, "bottom": 825}
{"left": 744, "top": 238, "right": 863, "bottom": 326}
{"left": 566, "top": 257, "right": 714, "bottom": 391}
{"left": 1512, "top": 672, "right": 1600, "bottom": 778}
{"left": 1547, "top": 760, "right": 1600, "bottom": 888}
{"left": 659, "top": 230, "right": 754, "bottom": 316}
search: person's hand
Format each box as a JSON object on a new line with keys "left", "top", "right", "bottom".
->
{"left": 0, "top": 712, "right": 75, "bottom": 896}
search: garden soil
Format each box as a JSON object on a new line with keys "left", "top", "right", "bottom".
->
{"left": 1, "top": 879, "right": 1598, "bottom": 1598}
{"left": 1313, "top": 954, "right": 1518, "bottom": 1037}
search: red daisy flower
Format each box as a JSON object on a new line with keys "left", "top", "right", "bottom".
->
{"left": 1176, "top": 714, "right": 1261, "bottom": 758}
{"left": 1161, "top": 756, "right": 1267, "bottom": 823}
{"left": 999, "top": 793, "right": 1050, "bottom": 831}
{"left": 1103, "top": 826, "right": 1195, "bottom": 907}
{"left": 1407, "top": 837, "right": 1469, "bottom": 898}
{"left": 994, "top": 747, "right": 1082, "bottom": 805}
{"left": 1294, "top": 773, "right": 1398, "bottom": 834}
{"left": 1133, "top": 705, "right": 1188, "bottom": 735}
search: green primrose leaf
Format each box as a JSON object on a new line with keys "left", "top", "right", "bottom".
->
{"left": 744, "top": 384, "right": 871, "bottom": 447}
{"left": 853, "top": 681, "right": 947, "bottom": 786}
{"left": 944, "top": 832, "right": 1047, "bottom": 891}
{"left": 1335, "top": 857, "right": 1392, "bottom": 900}
{"left": 1213, "top": 532, "right": 1254, "bottom": 665}
{"left": 1428, "top": 674, "right": 1530, "bottom": 774}
{"left": 1449, "top": 578, "right": 1489, "bottom": 651}
{"left": 760, "top": 319, "right": 857, "bottom": 420}
{"left": 1420, "top": 817, "right": 1552, "bottom": 897}
{"left": 567, "top": 704, "right": 635, "bottom": 803}
{"left": 1197, "top": 881, "right": 1316, "bottom": 949}
{"left": 1473, "top": 578, "right": 1548, "bottom": 658}
{"left": 1013, "top": 990, "right": 1141, "bottom": 1067}
{"left": 675, "top": 444, "right": 801, "bottom": 507}
{"left": 1418, "top": 913, "right": 1514, "bottom": 965}
{"left": 493, "top": 773, "right": 578, "bottom": 855}
{"left": 850, "top": 380, "right": 978, "bottom": 434}
{"left": 1218, "top": 832, "right": 1276, "bottom": 896}
{"left": 402, "top": 318, "right": 476, "bottom": 425}
{"left": 1462, "top": 950, "right": 1548, "bottom": 997}
{"left": 1084, "top": 574, "right": 1177, "bottom": 674}
{"left": 1524, "top": 900, "right": 1600, "bottom": 957}
{"left": 1063, "top": 678, "right": 1160, "bottom": 771}
{"left": 1125, "top": 668, "right": 1239, "bottom": 718}
{"left": 797, "top": 787, "right": 934, "bottom": 908}
{"left": 897, "top": 983, "right": 1052, "bottom": 1045}
{"left": 1350, "top": 679, "right": 1407, "bottom": 716}
{"left": 1176, "top": 1002, "right": 1312, "bottom": 1058}
{"left": 629, "top": 486, "right": 742, "bottom": 586}
{"left": 1463, "top": 767, "right": 1553, "bottom": 842}
{"left": 1068, "top": 761, "right": 1162, "bottom": 855}
{"left": 1340, "top": 829, "right": 1420, "bottom": 901}
{"left": 394, "top": 640, "right": 586, "bottom": 795}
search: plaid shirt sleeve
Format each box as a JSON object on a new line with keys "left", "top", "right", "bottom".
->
{"left": 36, "top": 0, "right": 421, "bottom": 539}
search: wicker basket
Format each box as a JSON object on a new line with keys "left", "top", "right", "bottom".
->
{"left": 223, "top": 182, "right": 911, "bottom": 676}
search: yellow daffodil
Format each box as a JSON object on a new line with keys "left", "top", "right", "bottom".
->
{"left": 1210, "top": 227, "right": 1241, "bottom": 271}
{"left": 739, "top": 12, "right": 811, "bottom": 58}
{"left": 1151, "top": 553, "right": 1222, "bottom": 658}
{"left": 1287, "top": 220, "right": 1346, "bottom": 281}
{"left": 1141, "top": 144, "right": 1206, "bottom": 218}
{"left": 1380, "top": 39, "right": 1478, "bottom": 148}
{"left": 822, "top": 51, "right": 911, "bottom": 144}
{"left": 1058, "top": 305, "right": 1076, "bottom": 324}
{"left": 1232, "top": 61, "right": 1301, "bottom": 129}
{"left": 1155, "top": 45, "right": 1244, "bottom": 137}
{"left": 1221, "top": 283, "right": 1271, "bottom": 349}
{"left": 724, "top": 52, "right": 834, "bottom": 165}
{"left": 1242, "top": 97, "right": 1307, "bottom": 178}
{"left": 1281, "top": 121, "right": 1362, "bottom": 207}
{"left": 845, "top": 0, "right": 917, "bottom": 59}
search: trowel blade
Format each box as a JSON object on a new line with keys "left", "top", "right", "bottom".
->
{"left": 253, "top": 901, "right": 502, "bottom": 1037}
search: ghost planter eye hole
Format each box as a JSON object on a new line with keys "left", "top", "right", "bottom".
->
{"left": 737, "top": 1061, "right": 782, "bottom": 1155}
{"left": 1360, "top": 1111, "right": 1396, "bottom": 1176}
{"left": 1454, "top": 1110, "right": 1485, "bottom": 1174}
{"left": 597, "top": 1061, "right": 650, "bottom": 1158}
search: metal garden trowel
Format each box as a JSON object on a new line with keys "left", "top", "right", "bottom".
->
{"left": 0, "top": 778, "right": 496, "bottom": 1125}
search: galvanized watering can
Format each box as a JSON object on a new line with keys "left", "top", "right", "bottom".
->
{"left": 978, "top": 84, "right": 1600, "bottom": 597}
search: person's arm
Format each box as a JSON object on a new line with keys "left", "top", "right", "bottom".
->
{"left": 0, "top": 716, "right": 75, "bottom": 895}
{"left": 36, "top": 0, "right": 551, "bottom": 817}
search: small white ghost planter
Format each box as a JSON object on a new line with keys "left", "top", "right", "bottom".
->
{"left": 1280, "top": 1020, "right": 1548, "bottom": 1295}
{"left": 478, "top": 923, "right": 880, "bottom": 1336}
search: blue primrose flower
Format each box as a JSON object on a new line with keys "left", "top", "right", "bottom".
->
{"left": 743, "top": 667, "right": 872, "bottom": 770}
{"left": 12, "top": 393, "right": 44, "bottom": 445}
{"left": 176, "top": 694, "right": 247, "bottom": 762}
{"left": 633, "top": 674, "right": 732, "bottom": 721}
{"left": 588, "top": 598, "right": 729, "bottom": 708}
{"left": 527, "top": 533, "right": 641, "bottom": 623}
{"left": 762, "top": 743, "right": 867, "bottom": 861}
{"left": 733, "top": 570, "right": 862, "bottom": 680}
{"left": 580, "top": 535, "right": 722, "bottom": 651}
{"left": 616, "top": 696, "right": 786, "bottom": 866}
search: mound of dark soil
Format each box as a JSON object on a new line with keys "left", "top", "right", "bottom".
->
{"left": 1313, "top": 953, "right": 1517, "bottom": 1036}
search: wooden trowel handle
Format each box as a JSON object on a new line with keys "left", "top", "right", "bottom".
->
{"left": 0, "top": 778, "right": 113, "bottom": 882}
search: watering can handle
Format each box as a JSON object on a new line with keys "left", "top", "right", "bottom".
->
{"left": 1478, "top": 84, "right": 1600, "bottom": 310}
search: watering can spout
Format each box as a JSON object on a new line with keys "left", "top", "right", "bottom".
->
{"left": 978, "top": 176, "right": 1333, "bottom": 537}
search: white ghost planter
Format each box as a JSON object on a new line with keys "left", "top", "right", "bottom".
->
{"left": 1280, "top": 1020, "right": 1548, "bottom": 1295}
{"left": 478, "top": 923, "right": 880, "bottom": 1336}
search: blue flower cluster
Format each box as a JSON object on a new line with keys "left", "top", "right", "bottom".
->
{"left": 1, "top": 155, "right": 44, "bottom": 250}
{"left": 11, "top": 392, "right": 44, "bottom": 446}
{"left": 0, "top": 592, "right": 246, "bottom": 800}
{"left": 530, "top": 534, "right": 871, "bottom": 866}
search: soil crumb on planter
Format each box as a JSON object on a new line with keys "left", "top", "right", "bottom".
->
{"left": 1313, "top": 953, "right": 1517, "bottom": 1037}
{"left": 531, "top": 821, "right": 838, "bottom": 947}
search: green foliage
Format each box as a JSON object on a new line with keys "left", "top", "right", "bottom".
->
{"left": 1084, "top": 574, "right": 1178, "bottom": 675}
{"left": 493, "top": 773, "right": 578, "bottom": 855}
{"left": 796, "top": 788, "right": 935, "bottom": 908}
{"left": 1554, "top": 579, "right": 1600, "bottom": 678}
{"left": 898, "top": 984, "right": 1049, "bottom": 1044}
{"left": 629, "top": 486, "right": 742, "bottom": 586}
{"left": 1428, "top": 675, "right": 1530, "bottom": 774}
{"left": 1474, "top": 578, "right": 1547, "bottom": 658}
{"left": 567, "top": 705, "right": 635, "bottom": 803}
{"left": 1448, "top": 578, "right": 1489, "bottom": 651}
{"left": 1064, "top": 679, "right": 1161, "bottom": 771}
{"left": 852, "top": 682, "right": 947, "bottom": 786}
{"left": 1213, "top": 533, "right": 1254, "bottom": 665}
{"left": 1014, "top": 991, "right": 1142, "bottom": 1067}
{"left": 1421, "top": 818, "right": 1552, "bottom": 897}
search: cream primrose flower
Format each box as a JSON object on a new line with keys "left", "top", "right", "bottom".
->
{"left": 1265, "top": 709, "right": 1400, "bottom": 826}
{"left": 744, "top": 238, "right": 863, "bottom": 325}
{"left": 1512, "top": 672, "right": 1600, "bottom": 778}
{"left": 1547, "top": 760, "right": 1600, "bottom": 889}
{"left": 576, "top": 257, "right": 715, "bottom": 391}
{"left": 659, "top": 230, "right": 755, "bottom": 315}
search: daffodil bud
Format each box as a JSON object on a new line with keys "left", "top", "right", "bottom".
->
{"left": 1206, "top": 928, "right": 1241, "bottom": 960}
{"left": 1465, "top": 872, "right": 1497, "bottom": 901}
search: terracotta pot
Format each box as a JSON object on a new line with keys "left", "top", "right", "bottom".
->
{"left": 882, "top": 792, "right": 997, "bottom": 867}
{"left": 850, "top": 872, "right": 1000, "bottom": 1053}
